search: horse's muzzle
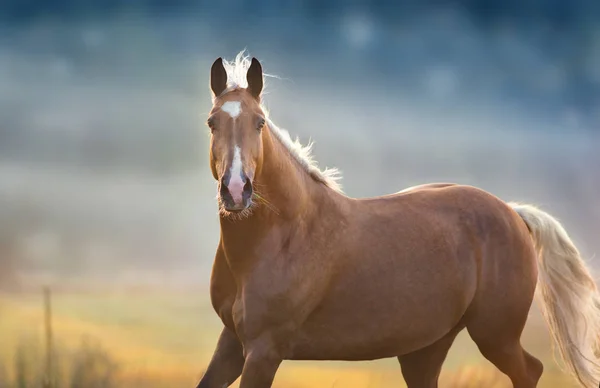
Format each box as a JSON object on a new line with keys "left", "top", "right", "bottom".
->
{"left": 219, "top": 172, "right": 253, "bottom": 212}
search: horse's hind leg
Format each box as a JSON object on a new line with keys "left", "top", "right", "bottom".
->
{"left": 465, "top": 290, "right": 543, "bottom": 387}
{"left": 398, "top": 326, "right": 463, "bottom": 388}
{"left": 468, "top": 332, "right": 543, "bottom": 388}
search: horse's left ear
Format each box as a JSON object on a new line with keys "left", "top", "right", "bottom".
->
{"left": 246, "top": 57, "right": 263, "bottom": 99}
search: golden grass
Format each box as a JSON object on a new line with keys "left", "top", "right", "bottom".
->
{"left": 0, "top": 290, "right": 579, "bottom": 387}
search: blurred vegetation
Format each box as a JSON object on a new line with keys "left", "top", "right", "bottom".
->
{"left": 1, "top": 337, "right": 118, "bottom": 388}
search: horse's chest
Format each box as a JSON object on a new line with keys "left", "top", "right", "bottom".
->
{"left": 211, "top": 276, "right": 280, "bottom": 339}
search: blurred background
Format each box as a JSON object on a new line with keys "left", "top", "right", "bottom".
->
{"left": 0, "top": 1, "right": 599, "bottom": 387}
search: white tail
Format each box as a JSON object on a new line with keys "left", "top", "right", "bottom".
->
{"left": 509, "top": 202, "right": 600, "bottom": 388}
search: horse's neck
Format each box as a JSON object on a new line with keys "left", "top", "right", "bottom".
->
{"left": 257, "top": 126, "right": 315, "bottom": 215}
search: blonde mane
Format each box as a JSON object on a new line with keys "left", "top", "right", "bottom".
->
{"left": 219, "top": 51, "right": 343, "bottom": 193}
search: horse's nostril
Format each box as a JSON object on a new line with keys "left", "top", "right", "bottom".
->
{"left": 220, "top": 182, "right": 229, "bottom": 196}
{"left": 242, "top": 179, "right": 253, "bottom": 199}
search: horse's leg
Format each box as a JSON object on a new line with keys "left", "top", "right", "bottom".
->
{"left": 398, "top": 326, "right": 463, "bottom": 388}
{"left": 238, "top": 336, "right": 282, "bottom": 388}
{"left": 196, "top": 327, "right": 245, "bottom": 388}
{"left": 465, "top": 283, "right": 543, "bottom": 387}
{"left": 468, "top": 334, "right": 543, "bottom": 388}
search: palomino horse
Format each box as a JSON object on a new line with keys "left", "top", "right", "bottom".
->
{"left": 197, "top": 52, "right": 600, "bottom": 388}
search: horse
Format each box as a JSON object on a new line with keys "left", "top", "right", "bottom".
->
{"left": 196, "top": 51, "right": 600, "bottom": 388}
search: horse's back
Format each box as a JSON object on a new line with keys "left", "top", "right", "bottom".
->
{"left": 397, "top": 183, "right": 533, "bottom": 252}
{"left": 396, "top": 182, "right": 459, "bottom": 194}
{"left": 384, "top": 183, "right": 535, "bottom": 270}
{"left": 378, "top": 183, "right": 528, "bottom": 232}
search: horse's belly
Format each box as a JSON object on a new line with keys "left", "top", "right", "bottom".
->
{"left": 288, "top": 307, "right": 460, "bottom": 361}
{"left": 289, "top": 324, "right": 450, "bottom": 361}
{"left": 287, "top": 256, "right": 475, "bottom": 360}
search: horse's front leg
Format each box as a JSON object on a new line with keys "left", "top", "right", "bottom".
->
{"left": 196, "top": 327, "right": 245, "bottom": 388}
{"left": 238, "top": 335, "right": 282, "bottom": 388}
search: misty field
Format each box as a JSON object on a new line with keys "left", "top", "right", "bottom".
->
{"left": 0, "top": 289, "right": 579, "bottom": 387}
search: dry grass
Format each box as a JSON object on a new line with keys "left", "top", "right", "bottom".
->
{"left": 441, "top": 366, "right": 509, "bottom": 388}
{"left": 0, "top": 336, "right": 118, "bottom": 388}
{"left": 0, "top": 290, "right": 579, "bottom": 388}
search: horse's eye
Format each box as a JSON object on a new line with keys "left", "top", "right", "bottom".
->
{"left": 207, "top": 119, "right": 216, "bottom": 132}
{"left": 257, "top": 118, "right": 266, "bottom": 131}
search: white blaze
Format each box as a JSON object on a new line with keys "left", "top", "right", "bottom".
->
{"left": 228, "top": 146, "right": 244, "bottom": 203}
{"left": 230, "top": 146, "right": 242, "bottom": 178}
{"left": 221, "top": 101, "right": 242, "bottom": 118}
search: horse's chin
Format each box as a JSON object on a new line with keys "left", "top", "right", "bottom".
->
{"left": 223, "top": 205, "right": 248, "bottom": 213}
{"left": 218, "top": 202, "right": 254, "bottom": 220}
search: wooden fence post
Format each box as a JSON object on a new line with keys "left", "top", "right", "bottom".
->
{"left": 42, "top": 286, "right": 53, "bottom": 388}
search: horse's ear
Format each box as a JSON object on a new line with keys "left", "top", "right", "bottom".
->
{"left": 246, "top": 57, "right": 263, "bottom": 99}
{"left": 210, "top": 57, "right": 228, "bottom": 97}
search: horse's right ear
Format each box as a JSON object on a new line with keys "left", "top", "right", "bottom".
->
{"left": 210, "top": 57, "right": 228, "bottom": 97}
